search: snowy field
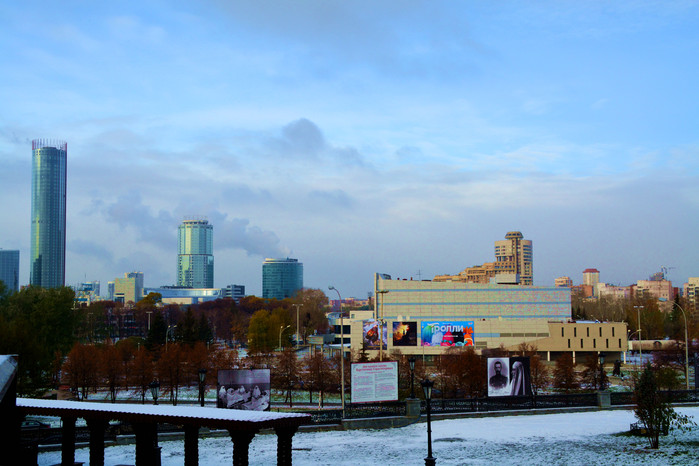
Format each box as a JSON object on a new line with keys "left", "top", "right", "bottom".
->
{"left": 38, "top": 407, "right": 698, "bottom": 465}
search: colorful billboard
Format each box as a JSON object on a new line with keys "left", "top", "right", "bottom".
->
{"left": 487, "top": 357, "right": 532, "bottom": 397}
{"left": 420, "top": 321, "right": 474, "bottom": 347}
{"left": 217, "top": 369, "right": 271, "bottom": 411}
{"left": 363, "top": 319, "right": 387, "bottom": 350}
{"left": 351, "top": 361, "right": 399, "bottom": 403}
{"left": 392, "top": 321, "right": 418, "bottom": 346}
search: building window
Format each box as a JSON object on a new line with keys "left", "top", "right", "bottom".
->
{"left": 581, "top": 339, "right": 584, "bottom": 348}
{"left": 562, "top": 328, "right": 565, "bottom": 337}
{"left": 574, "top": 328, "right": 577, "bottom": 337}
{"left": 568, "top": 339, "right": 571, "bottom": 348}
{"left": 612, "top": 327, "right": 615, "bottom": 337}
{"left": 618, "top": 338, "right": 621, "bottom": 348}
{"left": 606, "top": 339, "right": 609, "bottom": 348}
{"left": 586, "top": 327, "right": 590, "bottom": 337}
{"left": 599, "top": 327, "right": 602, "bottom": 337}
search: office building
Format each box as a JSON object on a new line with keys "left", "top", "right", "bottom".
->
{"left": 0, "top": 249, "right": 20, "bottom": 293}
{"left": 554, "top": 276, "right": 573, "bottom": 288}
{"left": 144, "top": 286, "right": 224, "bottom": 305}
{"left": 223, "top": 284, "right": 246, "bottom": 303}
{"left": 434, "top": 231, "right": 532, "bottom": 285}
{"left": 30, "top": 139, "right": 67, "bottom": 288}
{"left": 262, "top": 258, "right": 303, "bottom": 299}
{"left": 114, "top": 272, "right": 144, "bottom": 304}
{"left": 494, "top": 231, "right": 533, "bottom": 285}
{"left": 177, "top": 218, "right": 214, "bottom": 288}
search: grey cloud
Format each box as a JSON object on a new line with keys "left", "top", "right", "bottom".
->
{"left": 207, "top": 211, "right": 286, "bottom": 257}
{"left": 103, "top": 192, "right": 176, "bottom": 247}
{"left": 68, "top": 239, "right": 114, "bottom": 264}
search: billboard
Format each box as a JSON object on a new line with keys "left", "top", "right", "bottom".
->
{"left": 421, "top": 321, "right": 474, "bottom": 347}
{"left": 487, "top": 357, "right": 532, "bottom": 397}
{"left": 363, "top": 319, "right": 387, "bottom": 350}
{"left": 351, "top": 361, "right": 399, "bottom": 403}
{"left": 392, "top": 321, "right": 418, "bottom": 346}
{"left": 217, "top": 369, "right": 271, "bottom": 411}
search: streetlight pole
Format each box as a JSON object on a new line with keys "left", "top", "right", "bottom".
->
{"left": 634, "top": 305, "right": 643, "bottom": 367}
{"left": 421, "top": 378, "right": 436, "bottom": 466}
{"left": 376, "top": 290, "right": 389, "bottom": 362}
{"left": 409, "top": 357, "right": 416, "bottom": 399}
{"left": 293, "top": 304, "right": 301, "bottom": 346}
{"left": 279, "top": 325, "right": 291, "bottom": 351}
{"left": 674, "top": 302, "right": 690, "bottom": 390}
{"left": 598, "top": 352, "right": 606, "bottom": 390}
{"left": 328, "top": 285, "right": 345, "bottom": 418}
{"left": 165, "top": 325, "right": 176, "bottom": 352}
{"left": 198, "top": 368, "right": 207, "bottom": 407}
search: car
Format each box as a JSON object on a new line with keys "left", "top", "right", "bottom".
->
{"left": 20, "top": 419, "right": 51, "bottom": 431}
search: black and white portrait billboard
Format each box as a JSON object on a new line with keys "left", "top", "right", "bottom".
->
{"left": 217, "top": 369, "right": 271, "bottom": 411}
{"left": 487, "top": 357, "right": 532, "bottom": 397}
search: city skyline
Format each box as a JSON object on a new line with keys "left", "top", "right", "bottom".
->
{"left": 1, "top": 2, "right": 698, "bottom": 298}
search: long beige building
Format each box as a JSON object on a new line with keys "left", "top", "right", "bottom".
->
{"left": 348, "top": 273, "right": 627, "bottom": 362}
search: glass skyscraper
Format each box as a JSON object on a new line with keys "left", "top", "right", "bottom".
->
{"left": 262, "top": 258, "right": 303, "bottom": 299}
{"left": 177, "top": 219, "right": 214, "bottom": 288}
{"left": 0, "top": 249, "right": 20, "bottom": 293}
{"left": 30, "top": 139, "right": 67, "bottom": 288}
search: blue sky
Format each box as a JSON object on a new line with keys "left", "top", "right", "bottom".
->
{"left": 1, "top": 1, "right": 698, "bottom": 298}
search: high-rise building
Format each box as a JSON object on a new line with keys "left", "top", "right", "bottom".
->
{"left": 114, "top": 272, "right": 144, "bottom": 304}
{"left": 262, "top": 258, "right": 303, "bottom": 299}
{"left": 177, "top": 218, "right": 214, "bottom": 288}
{"left": 494, "top": 231, "right": 533, "bottom": 285}
{"left": 0, "top": 249, "right": 20, "bottom": 293}
{"left": 30, "top": 139, "right": 67, "bottom": 288}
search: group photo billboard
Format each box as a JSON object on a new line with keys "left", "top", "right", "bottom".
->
{"left": 392, "top": 321, "right": 418, "bottom": 346}
{"left": 420, "top": 321, "right": 474, "bottom": 347}
{"left": 351, "top": 361, "right": 398, "bottom": 403}
{"left": 362, "top": 319, "right": 387, "bottom": 350}
{"left": 487, "top": 357, "right": 532, "bottom": 397}
{"left": 217, "top": 369, "right": 271, "bottom": 411}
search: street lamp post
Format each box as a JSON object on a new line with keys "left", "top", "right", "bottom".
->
{"left": 293, "top": 304, "right": 301, "bottom": 346}
{"left": 149, "top": 380, "right": 160, "bottom": 405}
{"left": 409, "top": 357, "right": 416, "bottom": 399}
{"left": 674, "top": 303, "right": 690, "bottom": 390}
{"left": 376, "top": 290, "right": 389, "bottom": 361}
{"left": 198, "top": 368, "right": 207, "bottom": 407}
{"left": 328, "top": 285, "right": 345, "bottom": 418}
{"left": 165, "top": 325, "right": 176, "bottom": 352}
{"left": 279, "top": 325, "right": 291, "bottom": 351}
{"left": 634, "top": 305, "right": 643, "bottom": 366}
{"left": 598, "top": 352, "right": 606, "bottom": 390}
{"left": 422, "top": 378, "right": 436, "bottom": 466}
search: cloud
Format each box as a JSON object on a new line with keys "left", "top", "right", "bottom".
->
{"left": 103, "top": 192, "right": 176, "bottom": 247}
{"left": 68, "top": 239, "right": 114, "bottom": 264}
{"left": 208, "top": 211, "right": 287, "bottom": 257}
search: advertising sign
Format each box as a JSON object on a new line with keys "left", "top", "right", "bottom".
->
{"left": 217, "top": 369, "right": 271, "bottom": 411}
{"left": 392, "top": 321, "right": 418, "bottom": 346}
{"left": 351, "top": 361, "right": 399, "bottom": 403}
{"left": 362, "top": 319, "right": 387, "bottom": 350}
{"left": 487, "top": 357, "right": 532, "bottom": 397}
{"left": 420, "top": 321, "right": 474, "bottom": 347}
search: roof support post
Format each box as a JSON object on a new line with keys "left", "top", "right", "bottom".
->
{"left": 86, "top": 418, "right": 109, "bottom": 466}
{"left": 228, "top": 429, "right": 258, "bottom": 466}
{"left": 274, "top": 425, "right": 298, "bottom": 466}
{"left": 184, "top": 424, "right": 200, "bottom": 466}
{"left": 60, "top": 416, "right": 76, "bottom": 466}
{"left": 133, "top": 421, "right": 161, "bottom": 466}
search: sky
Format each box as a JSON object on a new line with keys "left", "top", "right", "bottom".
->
{"left": 1, "top": 1, "right": 698, "bottom": 299}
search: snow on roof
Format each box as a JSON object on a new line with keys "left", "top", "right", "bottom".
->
{"left": 17, "top": 398, "right": 309, "bottom": 424}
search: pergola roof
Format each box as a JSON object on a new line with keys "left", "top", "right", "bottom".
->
{"left": 17, "top": 398, "right": 311, "bottom": 431}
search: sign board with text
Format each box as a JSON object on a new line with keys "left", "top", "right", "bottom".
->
{"left": 351, "top": 361, "right": 398, "bottom": 403}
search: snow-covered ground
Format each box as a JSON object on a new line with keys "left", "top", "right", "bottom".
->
{"left": 38, "top": 407, "right": 698, "bottom": 465}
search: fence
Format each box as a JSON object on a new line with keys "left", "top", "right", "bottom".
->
{"left": 304, "top": 389, "right": 699, "bottom": 424}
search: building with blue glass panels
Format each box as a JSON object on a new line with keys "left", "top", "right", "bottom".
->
{"left": 0, "top": 249, "right": 20, "bottom": 293}
{"left": 262, "top": 258, "right": 303, "bottom": 299}
{"left": 30, "top": 139, "right": 67, "bottom": 288}
{"left": 177, "top": 219, "right": 214, "bottom": 288}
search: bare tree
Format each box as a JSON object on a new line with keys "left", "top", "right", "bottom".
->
{"left": 553, "top": 353, "right": 579, "bottom": 393}
{"left": 63, "top": 343, "right": 99, "bottom": 400}
{"left": 529, "top": 354, "right": 550, "bottom": 396}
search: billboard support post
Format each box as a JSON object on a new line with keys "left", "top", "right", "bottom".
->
{"left": 329, "top": 285, "right": 346, "bottom": 418}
